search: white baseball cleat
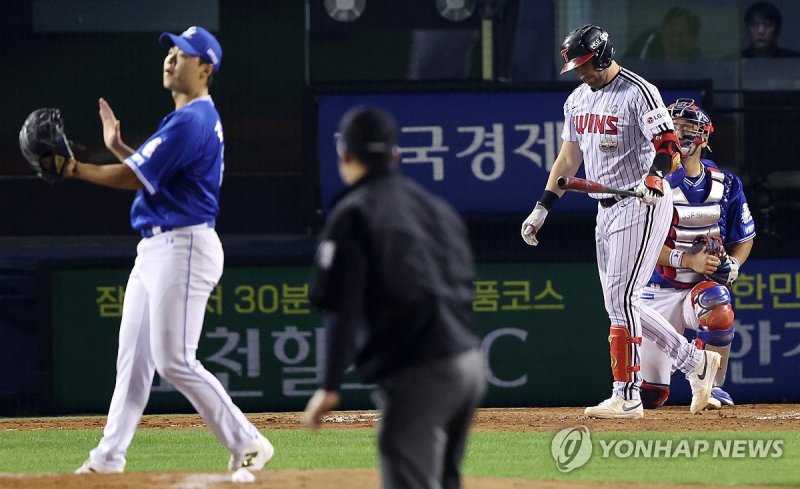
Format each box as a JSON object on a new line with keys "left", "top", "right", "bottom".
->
{"left": 74, "top": 458, "right": 124, "bottom": 474}
{"left": 228, "top": 433, "right": 275, "bottom": 473}
{"left": 231, "top": 467, "right": 256, "bottom": 483}
{"left": 584, "top": 396, "right": 644, "bottom": 419}
{"left": 705, "top": 397, "right": 723, "bottom": 410}
{"left": 687, "top": 350, "right": 722, "bottom": 414}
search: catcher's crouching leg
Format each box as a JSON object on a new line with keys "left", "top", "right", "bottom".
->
{"left": 691, "top": 281, "right": 735, "bottom": 407}
{"left": 641, "top": 381, "right": 670, "bottom": 409}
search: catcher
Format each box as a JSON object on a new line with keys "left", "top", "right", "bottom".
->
{"left": 18, "top": 108, "right": 75, "bottom": 183}
{"left": 640, "top": 99, "right": 755, "bottom": 410}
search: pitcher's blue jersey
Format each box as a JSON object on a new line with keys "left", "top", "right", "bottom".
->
{"left": 123, "top": 95, "right": 224, "bottom": 231}
{"left": 648, "top": 159, "right": 755, "bottom": 288}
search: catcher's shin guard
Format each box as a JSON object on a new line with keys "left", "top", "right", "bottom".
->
{"left": 609, "top": 325, "right": 641, "bottom": 382}
{"left": 692, "top": 281, "right": 735, "bottom": 388}
{"left": 705, "top": 343, "right": 732, "bottom": 387}
{"left": 641, "top": 381, "right": 670, "bottom": 409}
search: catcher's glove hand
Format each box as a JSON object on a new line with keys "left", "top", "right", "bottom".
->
{"left": 690, "top": 233, "right": 725, "bottom": 258}
{"left": 19, "top": 108, "right": 74, "bottom": 184}
{"left": 691, "top": 234, "right": 739, "bottom": 286}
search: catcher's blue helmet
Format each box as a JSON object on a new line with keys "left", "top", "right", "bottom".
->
{"left": 560, "top": 24, "right": 614, "bottom": 74}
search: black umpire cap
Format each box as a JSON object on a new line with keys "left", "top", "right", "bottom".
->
{"left": 338, "top": 106, "right": 396, "bottom": 169}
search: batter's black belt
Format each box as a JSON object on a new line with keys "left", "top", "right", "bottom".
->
{"left": 599, "top": 187, "right": 637, "bottom": 208}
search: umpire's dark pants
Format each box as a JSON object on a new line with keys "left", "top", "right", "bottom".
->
{"left": 373, "top": 349, "right": 486, "bottom": 489}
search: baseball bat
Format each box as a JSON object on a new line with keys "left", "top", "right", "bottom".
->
{"left": 557, "top": 176, "right": 642, "bottom": 198}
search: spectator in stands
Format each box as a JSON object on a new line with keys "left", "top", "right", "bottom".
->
{"left": 626, "top": 7, "right": 702, "bottom": 60}
{"left": 741, "top": 1, "right": 800, "bottom": 57}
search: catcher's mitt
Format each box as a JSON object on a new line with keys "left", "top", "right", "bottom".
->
{"left": 690, "top": 233, "right": 739, "bottom": 286}
{"left": 689, "top": 233, "right": 725, "bottom": 258}
{"left": 19, "top": 108, "right": 74, "bottom": 184}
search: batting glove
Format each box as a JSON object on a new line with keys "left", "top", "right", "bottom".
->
{"left": 636, "top": 173, "right": 664, "bottom": 206}
{"left": 709, "top": 255, "right": 740, "bottom": 286}
{"left": 521, "top": 203, "right": 548, "bottom": 246}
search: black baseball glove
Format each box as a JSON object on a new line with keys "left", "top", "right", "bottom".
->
{"left": 19, "top": 108, "right": 74, "bottom": 183}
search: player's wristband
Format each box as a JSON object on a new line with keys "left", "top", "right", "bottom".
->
{"left": 538, "top": 190, "right": 560, "bottom": 210}
{"left": 669, "top": 249, "right": 685, "bottom": 268}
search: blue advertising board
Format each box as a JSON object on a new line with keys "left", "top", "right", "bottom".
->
{"left": 317, "top": 88, "right": 704, "bottom": 215}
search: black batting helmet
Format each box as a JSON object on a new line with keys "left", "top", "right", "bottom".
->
{"left": 560, "top": 24, "right": 614, "bottom": 74}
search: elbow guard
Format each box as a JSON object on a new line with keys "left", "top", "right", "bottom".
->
{"left": 651, "top": 130, "right": 681, "bottom": 175}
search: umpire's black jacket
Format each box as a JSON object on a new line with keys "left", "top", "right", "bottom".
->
{"left": 310, "top": 168, "right": 480, "bottom": 391}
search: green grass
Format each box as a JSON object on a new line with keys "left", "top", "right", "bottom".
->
{"left": 0, "top": 429, "right": 378, "bottom": 473}
{"left": 0, "top": 428, "right": 797, "bottom": 486}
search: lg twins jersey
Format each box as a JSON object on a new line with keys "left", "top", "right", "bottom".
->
{"left": 562, "top": 68, "right": 673, "bottom": 198}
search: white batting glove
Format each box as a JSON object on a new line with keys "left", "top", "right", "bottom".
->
{"left": 635, "top": 173, "right": 664, "bottom": 206}
{"left": 710, "top": 255, "right": 740, "bottom": 286}
{"left": 521, "top": 203, "right": 549, "bottom": 246}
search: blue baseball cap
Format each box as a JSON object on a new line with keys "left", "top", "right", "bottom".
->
{"left": 159, "top": 26, "right": 222, "bottom": 73}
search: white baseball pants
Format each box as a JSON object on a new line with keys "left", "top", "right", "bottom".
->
{"left": 595, "top": 184, "right": 703, "bottom": 401}
{"left": 87, "top": 228, "right": 259, "bottom": 470}
{"left": 640, "top": 286, "right": 700, "bottom": 384}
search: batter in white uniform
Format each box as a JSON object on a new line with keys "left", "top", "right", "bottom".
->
{"left": 65, "top": 27, "right": 274, "bottom": 476}
{"left": 521, "top": 25, "right": 721, "bottom": 419}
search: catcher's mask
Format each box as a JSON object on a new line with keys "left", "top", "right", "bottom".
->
{"left": 668, "top": 98, "right": 714, "bottom": 157}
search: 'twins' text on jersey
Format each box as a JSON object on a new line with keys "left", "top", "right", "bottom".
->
{"left": 573, "top": 114, "right": 619, "bottom": 135}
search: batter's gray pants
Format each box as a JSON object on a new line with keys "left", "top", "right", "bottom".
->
{"left": 372, "top": 349, "right": 486, "bottom": 489}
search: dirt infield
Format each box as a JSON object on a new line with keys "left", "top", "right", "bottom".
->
{"left": 1, "top": 471, "right": 794, "bottom": 489}
{"left": 2, "top": 404, "right": 799, "bottom": 489}
{"left": 5, "top": 404, "right": 800, "bottom": 433}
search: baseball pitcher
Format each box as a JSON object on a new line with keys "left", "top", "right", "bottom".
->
{"left": 19, "top": 26, "right": 275, "bottom": 479}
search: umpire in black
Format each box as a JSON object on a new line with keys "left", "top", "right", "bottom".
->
{"left": 303, "top": 106, "right": 486, "bottom": 489}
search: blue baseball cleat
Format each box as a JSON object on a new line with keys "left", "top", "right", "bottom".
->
{"left": 711, "top": 387, "right": 734, "bottom": 407}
